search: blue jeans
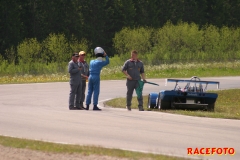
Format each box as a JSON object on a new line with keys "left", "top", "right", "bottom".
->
{"left": 86, "top": 75, "right": 100, "bottom": 105}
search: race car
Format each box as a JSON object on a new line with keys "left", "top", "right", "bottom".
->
{"left": 147, "top": 76, "right": 220, "bottom": 111}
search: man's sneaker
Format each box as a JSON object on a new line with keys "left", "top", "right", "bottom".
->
{"left": 93, "top": 105, "right": 101, "bottom": 111}
{"left": 126, "top": 106, "right": 131, "bottom": 111}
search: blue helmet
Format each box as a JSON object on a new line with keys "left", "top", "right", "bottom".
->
{"left": 94, "top": 47, "right": 104, "bottom": 57}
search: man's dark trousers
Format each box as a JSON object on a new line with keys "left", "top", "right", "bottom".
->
{"left": 126, "top": 80, "right": 143, "bottom": 108}
{"left": 69, "top": 82, "right": 82, "bottom": 108}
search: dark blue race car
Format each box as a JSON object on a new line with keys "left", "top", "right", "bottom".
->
{"left": 147, "top": 76, "right": 220, "bottom": 111}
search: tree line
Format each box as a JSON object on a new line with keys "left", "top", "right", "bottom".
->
{"left": 114, "top": 22, "right": 240, "bottom": 64}
{"left": 1, "top": 0, "right": 240, "bottom": 62}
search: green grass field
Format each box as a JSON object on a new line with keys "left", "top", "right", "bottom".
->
{"left": 1, "top": 61, "right": 240, "bottom": 84}
{"left": 105, "top": 89, "right": 240, "bottom": 119}
{"left": 0, "top": 135, "right": 189, "bottom": 160}
{"left": 0, "top": 73, "right": 69, "bottom": 84}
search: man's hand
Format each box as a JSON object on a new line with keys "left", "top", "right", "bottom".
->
{"left": 141, "top": 73, "right": 146, "bottom": 82}
{"left": 78, "top": 67, "right": 82, "bottom": 70}
{"left": 81, "top": 74, "right": 88, "bottom": 79}
{"left": 103, "top": 52, "right": 107, "bottom": 57}
{"left": 127, "top": 75, "right": 133, "bottom": 80}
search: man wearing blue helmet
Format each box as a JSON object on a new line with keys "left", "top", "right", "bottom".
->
{"left": 85, "top": 47, "right": 110, "bottom": 110}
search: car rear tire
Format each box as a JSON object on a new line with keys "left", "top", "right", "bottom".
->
{"left": 147, "top": 94, "right": 155, "bottom": 109}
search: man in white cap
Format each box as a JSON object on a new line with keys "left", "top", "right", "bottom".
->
{"left": 78, "top": 51, "right": 89, "bottom": 109}
{"left": 85, "top": 47, "right": 109, "bottom": 110}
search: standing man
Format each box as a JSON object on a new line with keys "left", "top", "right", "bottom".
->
{"left": 122, "top": 50, "right": 146, "bottom": 111}
{"left": 68, "top": 53, "right": 82, "bottom": 110}
{"left": 86, "top": 47, "right": 109, "bottom": 111}
{"left": 78, "top": 51, "right": 89, "bottom": 109}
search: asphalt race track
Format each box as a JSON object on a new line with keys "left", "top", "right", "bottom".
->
{"left": 1, "top": 77, "right": 240, "bottom": 160}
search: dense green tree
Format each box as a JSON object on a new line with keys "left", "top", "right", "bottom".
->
{"left": 0, "top": 0, "right": 22, "bottom": 60}
{"left": 1, "top": 0, "right": 240, "bottom": 61}
{"left": 103, "top": 0, "right": 136, "bottom": 54}
{"left": 228, "top": 0, "right": 240, "bottom": 27}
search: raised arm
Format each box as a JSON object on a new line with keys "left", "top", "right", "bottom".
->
{"left": 101, "top": 52, "right": 109, "bottom": 67}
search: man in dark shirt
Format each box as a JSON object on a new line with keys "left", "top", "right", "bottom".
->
{"left": 122, "top": 50, "right": 146, "bottom": 111}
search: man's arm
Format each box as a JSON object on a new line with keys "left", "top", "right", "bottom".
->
{"left": 123, "top": 70, "right": 132, "bottom": 80}
{"left": 140, "top": 63, "right": 146, "bottom": 82}
{"left": 68, "top": 62, "right": 80, "bottom": 74}
{"left": 78, "top": 63, "right": 88, "bottom": 78}
{"left": 101, "top": 52, "right": 110, "bottom": 67}
{"left": 122, "top": 61, "right": 132, "bottom": 80}
{"left": 141, "top": 73, "right": 146, "bottom": 82}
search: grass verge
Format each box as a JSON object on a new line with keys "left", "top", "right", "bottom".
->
{"left": 0, "top": 73, "right": 69, "bottom": 84}
{"left": 1, "top": 61, "right": 240, "bottom": 84}
{"left": 101, "top": 61, "right": 240, "bottom": 80}
{"left": 105, "top": 89, "right": 240, "bottom": 120}
{"left": 0, "top": 135, "right": 188, "bottom": 160}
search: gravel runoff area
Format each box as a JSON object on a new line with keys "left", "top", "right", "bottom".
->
{"left": 0, "top": 145, "right": 130, "bottom": 160}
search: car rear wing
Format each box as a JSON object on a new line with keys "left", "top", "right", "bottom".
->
{"left": 165, "top": 78, "right": 220, "bottom": 91}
